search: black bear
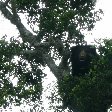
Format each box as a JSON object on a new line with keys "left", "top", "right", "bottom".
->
{"left": 71, "top": 45, "right": 96, "bottom": 76}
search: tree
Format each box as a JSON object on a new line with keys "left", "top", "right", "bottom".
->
{"left": 60, "top": 39, "right": 112, "bottom": 112}
{"left": 0, "top": 0, "right": 106, "bottom": 112}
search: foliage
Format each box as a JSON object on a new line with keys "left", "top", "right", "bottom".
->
{"left": 16, "top": 0, "right": 101, "bottom": 44}
{"left": 58, "top": 39, "right": 112, "bottom": 112}
{"left": 0, "top": 0, "right": 104, "bottom": 111}
{"left": 0, "top": 38, "right": 43, "bottom": 108}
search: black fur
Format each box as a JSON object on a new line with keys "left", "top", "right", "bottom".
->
{"left": 71, "top": 45, "right": 96, "bottom": 76}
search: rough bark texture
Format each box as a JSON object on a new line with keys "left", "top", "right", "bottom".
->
{"left": 0, "top": 0, "right": 66, "bottom": 80}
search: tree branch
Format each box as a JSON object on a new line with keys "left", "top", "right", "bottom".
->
{"left": 20, "top": 49, "right": 62, "bottom": 79}
{"left": 43, "top": 53, "right": 62, "bottom": 80}
{"left": 0, "top": 1, "right": 63, "bottom": 80}
{"left": 0, "top": 1, "right": 35, "bottom": 44}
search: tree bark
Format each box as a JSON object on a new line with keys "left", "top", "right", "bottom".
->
{"left": 0, "top": 1, "right": 63, "bottom": 80}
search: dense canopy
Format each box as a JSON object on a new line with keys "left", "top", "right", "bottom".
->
{"left": 0, "top": 0, "right": 111, "bottom": 112}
